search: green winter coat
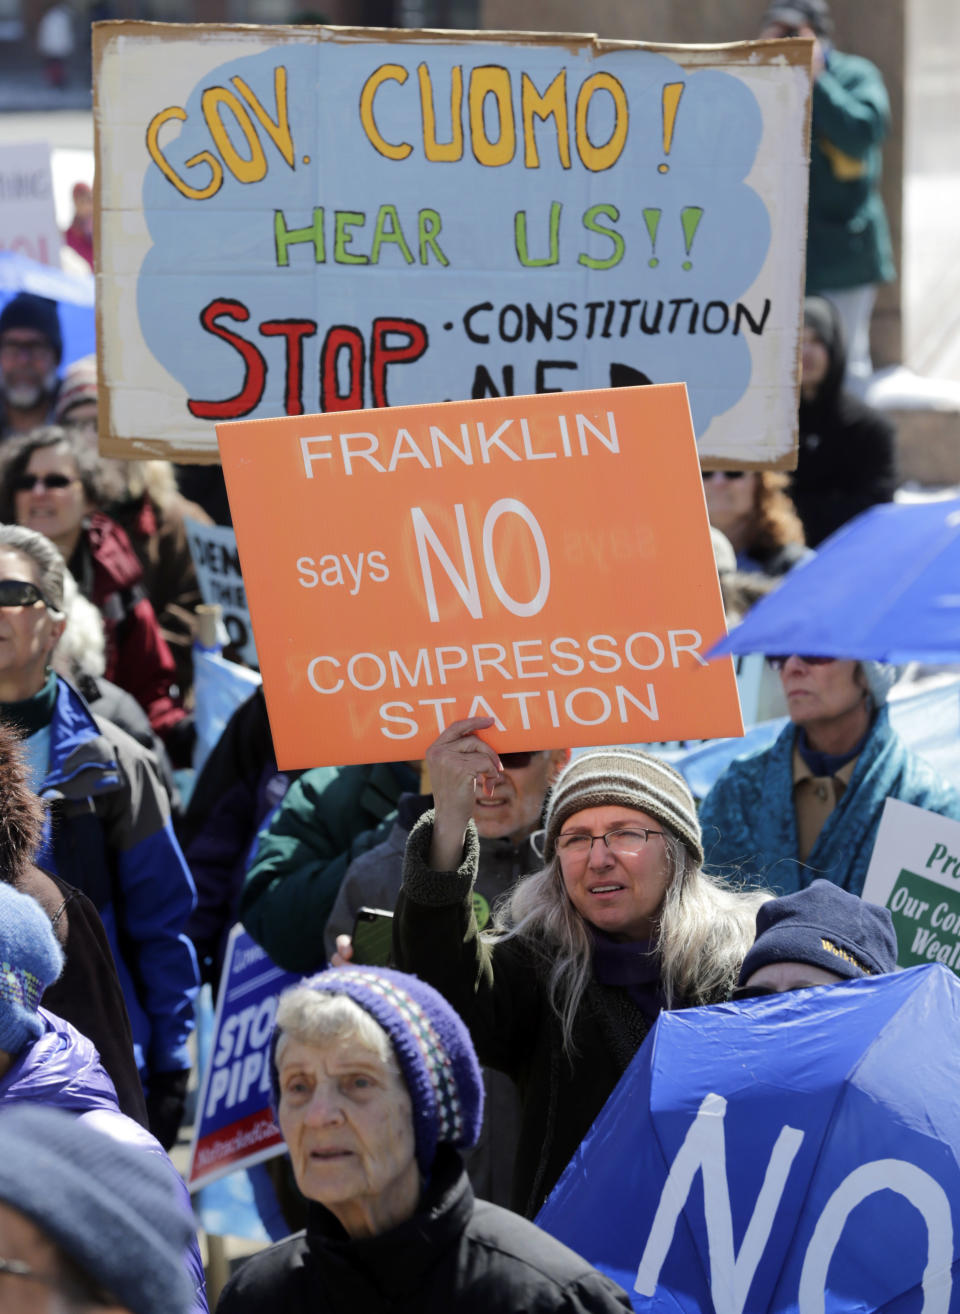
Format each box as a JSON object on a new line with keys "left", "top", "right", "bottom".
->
{"left": 393, "top": 812, "right": 728, "bottom": 1219}
{"left": 240, "top": 760, "right": 418, "bottom": 972}
{"left": 806, "top": 49, "right": 895, "bottom": 293}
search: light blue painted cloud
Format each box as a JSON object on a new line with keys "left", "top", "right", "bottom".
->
{"left": 138, "top": 43, "right": 770, "bottom": 432}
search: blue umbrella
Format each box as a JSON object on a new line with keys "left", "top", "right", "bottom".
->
{"left": 537, "top": 964, "right": 960, "bottom": 1312}
{"left": 0, "top": 249, "right": 95, "bottom": 368}
{"left": 708, "top": 499, "right": 960, "bottom": 664}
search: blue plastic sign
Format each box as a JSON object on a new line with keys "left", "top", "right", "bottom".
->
{"left": 537, "top": 965, "right": 960, "bottom": 1313}
{"left": 187, "top": 925, "right": 299, "bottom": 1190}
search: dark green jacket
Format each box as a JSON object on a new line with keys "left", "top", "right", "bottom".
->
{"left": 394, "top": 812, "right": 717, "bottom": 1219}
{"left": 806, "top": 49, "right": 895, "bottom": 293}
{"left": 240, "top": 761, "right": 418, "bottom": 972}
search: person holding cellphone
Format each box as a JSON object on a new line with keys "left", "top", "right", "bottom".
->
{"left": 330, "top": 743, "right": 569, "bottom": 1208}
{"left": 391, "top": 720, "right": 770, "bottom": 1217}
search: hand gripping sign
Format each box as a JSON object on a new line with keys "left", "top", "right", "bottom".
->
{"left": 218, "top": 383, "right": 742, "bottom": 770}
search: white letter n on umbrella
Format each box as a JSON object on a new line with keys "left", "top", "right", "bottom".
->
{"left": 634, "top": 1092, "right": 804, "bottom": 1314}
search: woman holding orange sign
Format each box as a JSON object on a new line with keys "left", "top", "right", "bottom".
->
{"left": 387, "top": 717, "right": 769, "bottom": 1217}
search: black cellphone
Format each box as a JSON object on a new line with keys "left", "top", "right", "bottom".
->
{"left": 351, "top": 907, "right": 394, "bottom": 967}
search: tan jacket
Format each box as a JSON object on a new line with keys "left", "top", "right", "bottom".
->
{"left": 792, "top": 746, "right": 860, "bottom": 862}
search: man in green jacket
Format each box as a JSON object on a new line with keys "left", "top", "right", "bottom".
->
{"left": 761, "top": 0, "right": 895, "bottom": 387}
{"left": 239, "top": 759, "right": 419, "bottom": 971}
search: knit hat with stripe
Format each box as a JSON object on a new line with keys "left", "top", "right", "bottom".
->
{"left": 543, "top": 748, "right": 703, "bottom": 866}
{"left": 274, "top": 966, "right": 483, "bottom": 1176}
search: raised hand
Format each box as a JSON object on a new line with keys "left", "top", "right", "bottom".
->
{"left": 426, "top": 717, "right": 503, "bottom": 870}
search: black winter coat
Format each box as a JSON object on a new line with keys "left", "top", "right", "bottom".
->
{"left": 216, "top": 1148, "right": 632, "bottom": 1314}
{"left": 793, "top": 299, "right": 897, "bottom": 547}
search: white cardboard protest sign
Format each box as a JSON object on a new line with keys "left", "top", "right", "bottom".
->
{"left": 94, "top": 23, "right": 811, "bottom": 467}
{"left": 185, "top": 517, "right": 258, "bottom": 667}
{"left": 0, "top": 142, "right": 61, "bottom": 267}
{"left": 861, "top": 798, "right": 960, "bottom": 975}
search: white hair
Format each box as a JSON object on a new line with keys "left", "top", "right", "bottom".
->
{"left": 489, "top": 832, "right": 771, "bottom": 1056}
{"left": 274, "top": 986, "right": 395, "bottom": 1071}
{"left": 52, "top": 568, "right": 106, "bottom": 678}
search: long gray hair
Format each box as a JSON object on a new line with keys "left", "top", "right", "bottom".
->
{"left": 488, "top": 831, "right": 769, "bottom": 1056}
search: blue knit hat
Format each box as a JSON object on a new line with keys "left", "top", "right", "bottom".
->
{"left": 0, "top": 292, "right": 63, "bottom": 362}
{"left": 272, "top": 966, "right": 483, "bottom": 1175}
{"left": 0, "top": 883, "right": 63, "bottom": 1055}
{"left": 0, "top": 1105, "right": 194, "bottom": 1314}
{"left": 738, "top": 880, "right": 898, "bottom": 985}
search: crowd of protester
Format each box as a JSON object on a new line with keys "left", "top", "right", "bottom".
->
{"left": 0, "top": 4, "right": 940, "bottom": 1308}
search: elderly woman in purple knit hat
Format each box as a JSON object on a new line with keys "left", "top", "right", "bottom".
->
{"left": 217, "top": 965, "right": 632, "bottom": 1314}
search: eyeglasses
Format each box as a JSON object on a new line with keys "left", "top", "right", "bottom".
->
{"left": 556, "top": 826, "right": 663, "bottom": 858}
{"left": 0, "top": 338, "right": 54, "bottom": 360}
{"left": 701, "top": 470, "right": 746, "bottom": 481}
{"left": 766, "top": 654, "right": 837, "bottom": 671}
{"left": 0, "top": 1257, "right": 52, "bottom": 1284}
{"left": 62, "top": 415, "right": 98, "bottom": 435}
{"left": 499, "top": 751, "right": 543, "bottom": 769}
{"left": 12, "top": 473, "right": 77, "bottom": 493}
{"left": 0, "top": 580, "right": 52, "bottom": 609}
{"left": 0, "top": 1256, "right": 113, "bottom": 1305}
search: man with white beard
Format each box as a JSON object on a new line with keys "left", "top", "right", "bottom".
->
{"left": 0, "top": 294, "right": 63, "bottom": 440}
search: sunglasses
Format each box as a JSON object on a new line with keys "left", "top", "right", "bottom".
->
{"left": 13, "top": 473, "right": 77, "bottom": 492}
{"left": 0, "top": 580, "right": 52, "bottom": 609}
{"left": 498, "top": 751, "right": 542, "bottom": 769}
{"left": 766, "top": 655, "right": 837, "bottom": 671}
{"left": 701, "top": 470, "right": 746, "bottom": 481}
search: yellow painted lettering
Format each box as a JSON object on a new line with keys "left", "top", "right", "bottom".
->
{"left": 468, "top": 66, "right": 516, "bottom": 167}
{"left": 418, "top": 63, "right": 463, "bottom": 162}
{"left": 521, "top": 70, "right": 570, "bottom": 169}
{"left": 575, "top": 72, "right": 628, "bottom": 172}
{"left": 201, "top": 86, "right": 267, "bottom": 184}
{"left": 231, "top": 66, "right": 295, "bottom": 169}
{"left": 360, "top": 64, "right": 413, "bottom": 161}
{"left": 146, "top": 105, "right": 223, "bottom": 200}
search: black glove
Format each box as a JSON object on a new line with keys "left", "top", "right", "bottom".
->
{"left": 146, "top": 1067, "right": 190, "bottom": 1150}
{"left": 164, "top": 714, "right": 197, "bottom": 770}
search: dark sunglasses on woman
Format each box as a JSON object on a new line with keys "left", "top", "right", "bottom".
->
{"left": 0, "top": 580, "right": 52, "bottom": 609}
{"left": 13, "top": 473, "right": 76, "bottom": 492}
{"left": 766, "top": 655, "right": 837, "bottom": 671}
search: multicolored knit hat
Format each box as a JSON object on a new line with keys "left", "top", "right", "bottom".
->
{"left": 272, "top": 966, "right": 483, "bottom": 1175}
{"left": 54, "top": 353, "right": 98, "bottom": 423}
{"left": 0, "top": 883, "right": 63, "bottom": 1055}
{"left": 543, "top": 748, "right": 704, "bottom": 865}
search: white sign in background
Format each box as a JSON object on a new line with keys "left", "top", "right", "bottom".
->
{"left": 95, "top": 26, "right": 810, "bottom": 466}
{"left": 0, "top": 141, "right": 61, "bottom": 267}
{"left": 186, "top": 518, "right": 259, "bottom": 667}
{"left": 862, "top": 797, "right": 960, "bottom": 973}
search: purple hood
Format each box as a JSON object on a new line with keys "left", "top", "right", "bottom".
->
{"left": 0, "top": 1008, "right": 119, "bottom": 1115}
{"left": 1, "top": 1009, "right": 209, "bottom": 1313}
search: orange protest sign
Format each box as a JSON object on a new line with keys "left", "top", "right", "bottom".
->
{"left": 218, "top": 384, "right": 742, "bottom": 769}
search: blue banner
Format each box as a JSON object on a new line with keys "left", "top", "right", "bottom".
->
{"left": 537, "top": 965, "right": 960, "bottom": 1312}
{"left": 187, "top": 926, "right": 299, "bottom": 1190}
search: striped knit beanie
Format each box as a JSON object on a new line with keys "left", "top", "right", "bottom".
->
{"left": 543, "top": 748, "right": 703, "bottom": 866}
{"left": 274, "top": 966, "right": 483, "bottom": 1176}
